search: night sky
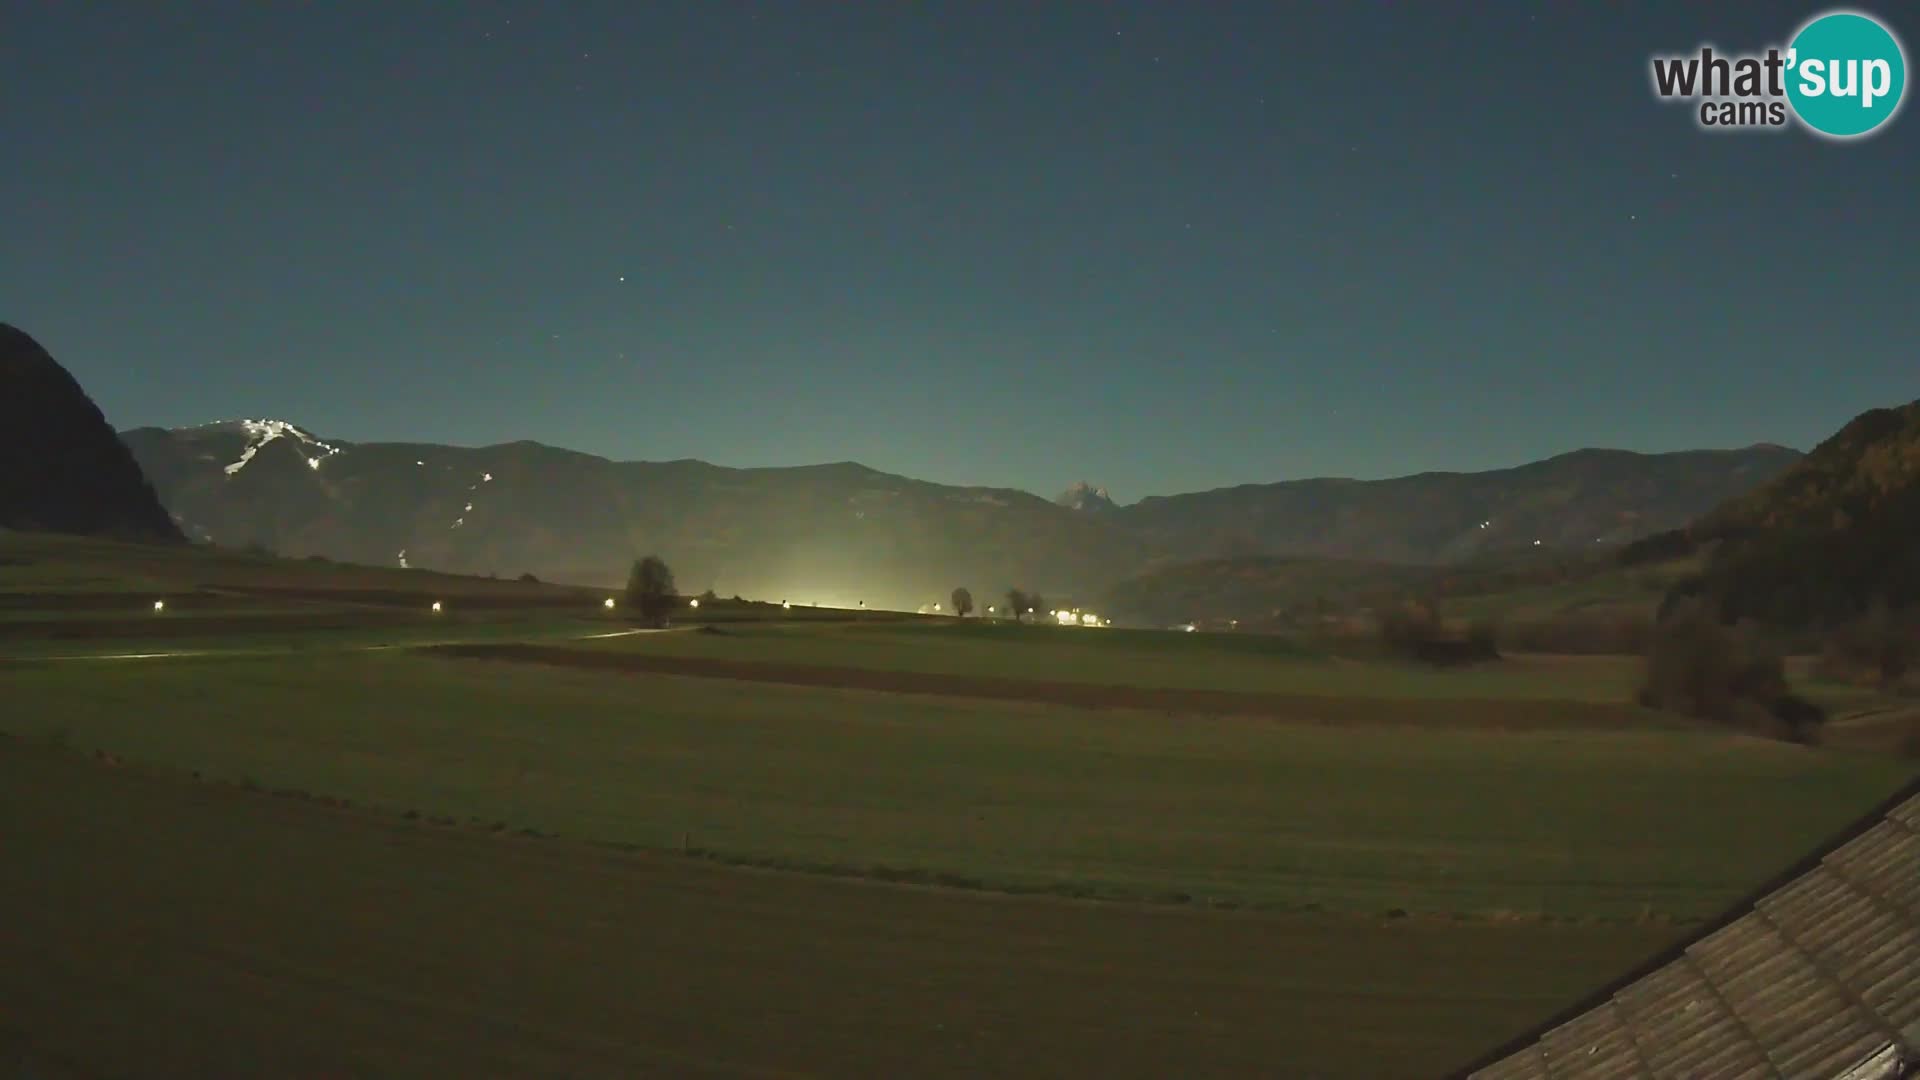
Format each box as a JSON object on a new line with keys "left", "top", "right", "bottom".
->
{"left": 5, "top": 1, "right": 1915, "bottom": 501}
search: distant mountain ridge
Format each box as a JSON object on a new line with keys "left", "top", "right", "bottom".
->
{"left": 0, "top": 324, "right": 180, "bottom": 542}
{"left": 121, "top": 417, "right": 1801, "bottom": 608}
{"left": 1111, "top": 445, "right": 1804, "bottom": 564}
{"left": 120, "top": 422, "right": 1150, "bottom": 607}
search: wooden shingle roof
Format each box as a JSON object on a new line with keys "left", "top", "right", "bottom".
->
{"left": 1454, "top": 779, "right": 1920, "bottom": 1080}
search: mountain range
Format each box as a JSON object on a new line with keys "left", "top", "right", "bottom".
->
{"left": 116, "top": 418, "right": 1801, "bottom": 611}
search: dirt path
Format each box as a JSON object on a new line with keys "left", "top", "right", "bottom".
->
{"left": 2, "top": 626, "right": 672, "bottom": 663}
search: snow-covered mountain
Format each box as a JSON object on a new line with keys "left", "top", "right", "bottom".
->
{"left": 1055, "top": 481, "right": 1118, "bottom": 513}
{"left": 120, "top": 420, "right": 1802, "bottom": 601}
{"left": 119, "top": 423, "right": 1147, "bottom": 606}
{"left": 193, "top": 418, "right": 343, "bottom": 475}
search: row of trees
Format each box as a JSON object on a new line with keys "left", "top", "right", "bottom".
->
{"left": 947, "top": 586, "right": 1065, "bottom": 621}
{"left": 947, "top": 586, "right": 1058, "bottom": 621}
{"left": 625, "top": 560, "right": 1067, "bottom": 626}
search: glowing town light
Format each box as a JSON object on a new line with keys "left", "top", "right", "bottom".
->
{"left": 933, "top": 603, "right": 942, "bottom": 612}
{"left": 1080, "top": 613, "right": 1098, "bottom": 626}
{"left": 689, "top": 598, "right": 700, "bottom": 609}
{"left": 987, "top": 605, "right": 996, "bottom": 614}
{"left": 782, "top": 601, "right": 791, "bottom": 610}
{"left": 152, "top": 600, "right": 165, "bottom": 613}
{"left": 431, "top": 601, "right": 443, "bottom": 613}
{"left": 603, "top": 597, "right": 616, "bottom": 609}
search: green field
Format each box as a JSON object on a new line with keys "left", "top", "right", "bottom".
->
{"left": 6, "top": 648, "right": 1910, "bottom": 922}
{"left": 574, "top": 618, "right": 1653, "bottom": 702}
{"left": 4, "top": 532, "right": 1915, "bottom": 1077}
{"left": 0, "top": 739, "right": 1685, "bottom": 1079}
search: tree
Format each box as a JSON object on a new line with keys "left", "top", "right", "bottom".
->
{"left": 1005, "top": 589, "right": 1029, "bottom": 622}
{"left": 1639, "top": 599, "right": 1824, "bottom": 743}
{"left": 951, "top": 587, "right": 974, "bottom": 618}
{"left": 626, "top": 555, "right": 677, "bottom": 624}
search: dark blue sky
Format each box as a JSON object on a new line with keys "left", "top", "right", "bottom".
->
{"left": 5, "top": 1, "right": 1915, "bottom": 500}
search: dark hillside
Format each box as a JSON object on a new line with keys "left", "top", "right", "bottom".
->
{"left": 1671, "top": 401, "right": 1920, "bottom": 625}
{"left": 0, "top": 324, "right": 181, "bottom": 542}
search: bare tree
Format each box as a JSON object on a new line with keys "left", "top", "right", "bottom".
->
{"left": 951, "top": 587, "right": 974, "bottom": 618}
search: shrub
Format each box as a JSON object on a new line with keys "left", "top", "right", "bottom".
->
{"left": 518, "top": 571, "right": 540, "bottom": 583}
{"left": 1465, "top": 619, "right": 1498, "bottom": 656}
{"left": 1639, "top": 600, "right": 1823, "bottom": 742}
{"left": 1619, "top": 529, "right": 1696, "bottom": 566}
{"left": 1379, "top": 596, "right": 1444, "bottom": 652}
{"left": 625, "top": 555, "right": 676, "bottom": 624}
{"left": 1818, "top": 599, "right": 1917, "bottom": 689}
{"left": 1378, "top": 597, "right": 1498, "bottom": 666}
{"left": 1497, "top": 612, "right": 1654, "bottom": 655}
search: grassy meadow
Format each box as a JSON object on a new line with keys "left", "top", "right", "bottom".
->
{"left": 3, "top": 531, "right": 1915, "bottom": 1077}
{"left": 574, "top": 618, "right": 1651, "bottom": 702}
{"left": 6, "top": 644, "right": 1911, "bottom": 920}
{"left": 1, "top": 740, "right": 1681, "bottom": 1079}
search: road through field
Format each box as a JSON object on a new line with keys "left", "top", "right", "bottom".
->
{"left": 2, "top": 625, "right": 671, "bottom": 662}
{"left": 0, "top": 739, "right": 1676, "bottom": 1079}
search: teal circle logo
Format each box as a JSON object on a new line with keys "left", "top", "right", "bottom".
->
{"left": 1786, "top": 10, "right": 1907, "bottom": 138}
